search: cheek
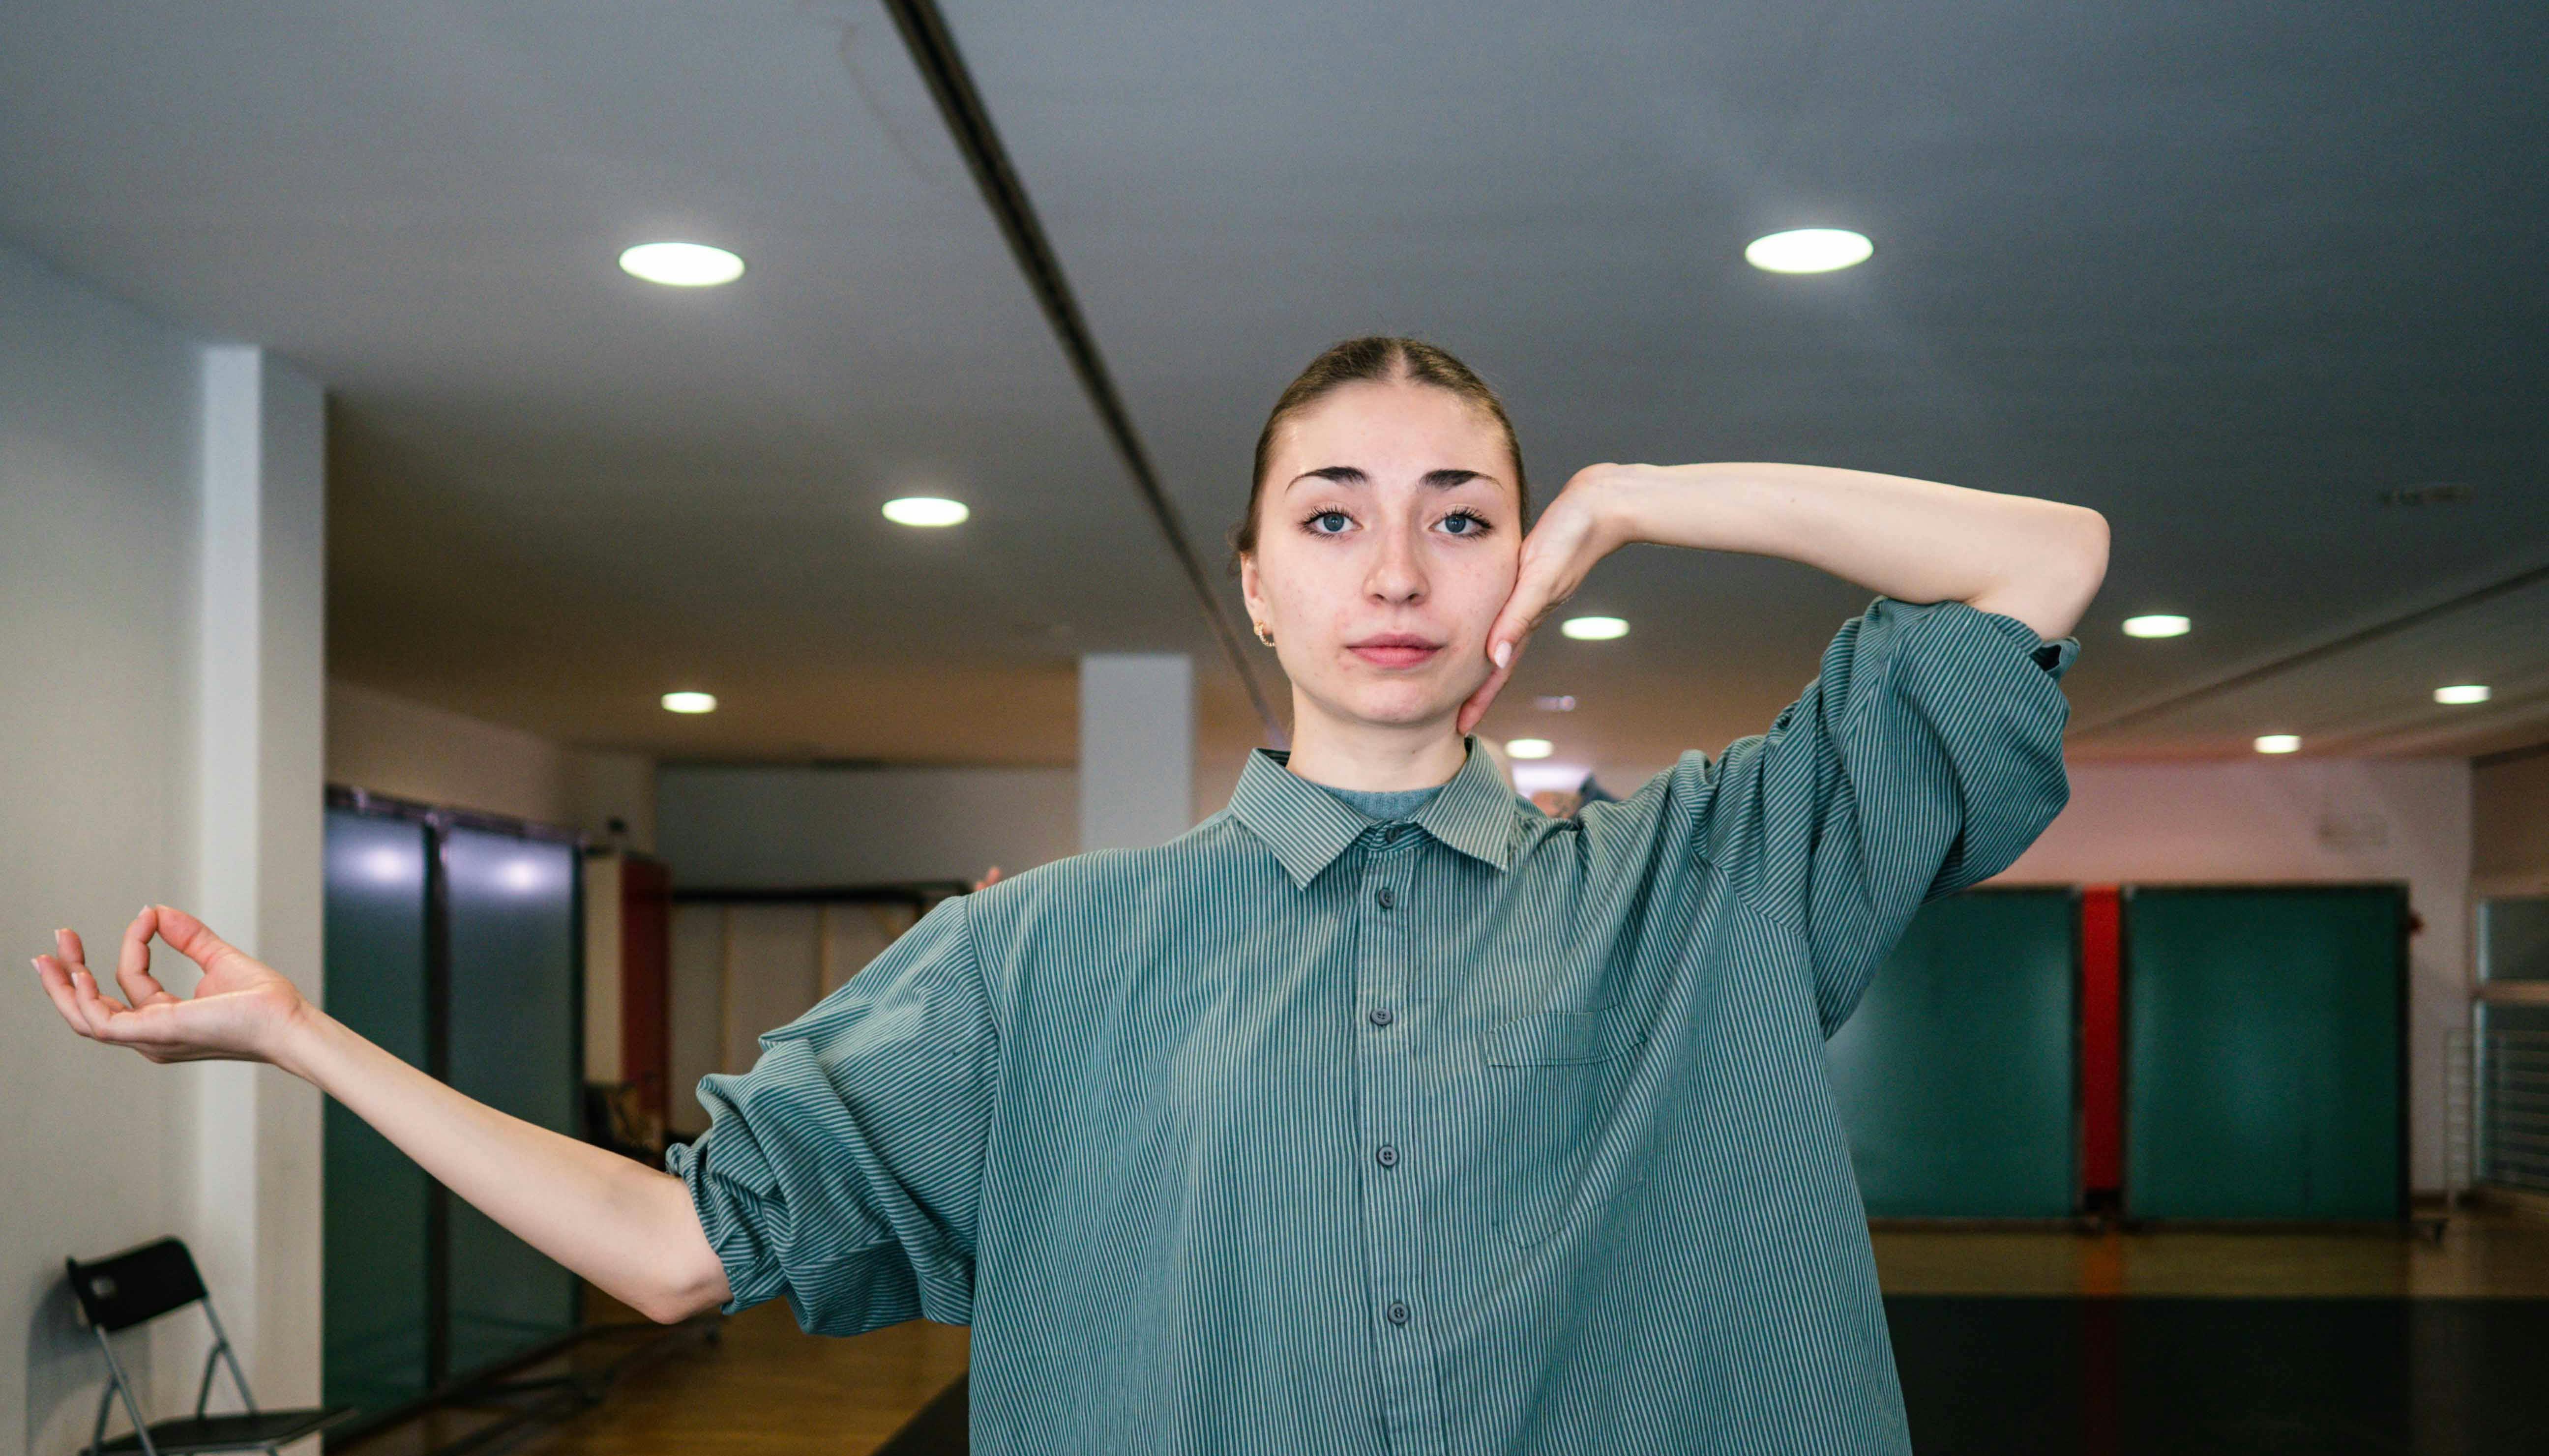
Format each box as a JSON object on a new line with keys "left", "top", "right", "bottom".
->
{"left": 1442, "top": 549, "right": 1520, "bottom": 632}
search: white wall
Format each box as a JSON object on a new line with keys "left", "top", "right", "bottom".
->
{"left": 1080, "top": 653, "right": 1194, "bottom": 852}
{"left": 326, "top": 680, "right": 654, "bottom": 849}
{"left": 0, "top": 246, "right": 326, "bottom": 1456}
{"left": 326, "top": 680, "right": 567, "bottom": 824}
{"left": 656, "top": 764, "right": 1078, "bottom": 889}
{"left": 1992, "top": 757, "right": 2473, "bottom": 1191}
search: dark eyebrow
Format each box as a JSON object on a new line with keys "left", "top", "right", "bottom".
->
{"left": 1290, "top": 466, "right": 1368, "bottom": 487}
{"left": 1288, "top": 466, "right": 1497, "bottom": 490}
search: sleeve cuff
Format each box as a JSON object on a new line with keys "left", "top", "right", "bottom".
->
{"left": 2032, "top": 636, "right": 2081, "bottom": 679}
{"left": 664, "top": 1135, "right": 787, "bottom": 1315}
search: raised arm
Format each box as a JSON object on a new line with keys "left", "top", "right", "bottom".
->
{"left": 32, "top": 906, "right": 732, "bottom": 1324}
{"left": 1461, "top": 462, "right": 2109, "bottom": 731}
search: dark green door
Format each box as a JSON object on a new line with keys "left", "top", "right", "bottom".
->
{"left": 321, "top": 809, "right": 433, "bottom": 1415}
{"left": 2124, "top": 886, "right": 2405, "bottom": 1220}
{"left": 1827, "top": 889, "right": 2078, "bottom": 1218}
{"left": 442, "top": 827, "right": 584, "bottom": 1376}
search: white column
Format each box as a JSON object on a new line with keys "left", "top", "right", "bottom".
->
{"left": 1078, "top": 653, "right": 1194, "bottom": 852}
{"left": 187, "top": 345, "right": 326, "bottom": 1424}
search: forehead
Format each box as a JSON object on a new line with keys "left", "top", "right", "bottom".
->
{"left": 1271, "top": 379, "right": 1512, "bottom": 481}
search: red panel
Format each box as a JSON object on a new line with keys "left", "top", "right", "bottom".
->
{"left": 619, "top": 857, "right": 673, "bottom": 1123}
{"left": 2079, "top": 886, "right": 2124, "bottom": 1199}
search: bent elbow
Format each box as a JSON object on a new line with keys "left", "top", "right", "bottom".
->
{"left": 634, "top": 1281, "right": 714, "bottom": 1325}
{"left": 2070, "top": 506, "right": 2111, "bottom": 590}
{"left": 2035, "top": 506, "right": 2109, "bottom": 637}
{"left": 645, "top": 1249, "right": 736, "bottom": 1325}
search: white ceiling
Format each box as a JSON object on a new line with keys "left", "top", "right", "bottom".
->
{"left": 3, "top": 1, "right": 2543, "bottom": 787}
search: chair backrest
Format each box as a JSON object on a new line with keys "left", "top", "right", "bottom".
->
{"left": 65, "top": 1238, "right": 207, "bottom": 1333}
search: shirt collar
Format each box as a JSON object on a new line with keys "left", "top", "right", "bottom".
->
{"left": 1229, "top": 736, "right": 1520, "bottom": 889}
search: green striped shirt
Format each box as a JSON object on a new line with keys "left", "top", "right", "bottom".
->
{"left": 667, "top": 595, "right": 2078, "bottom": 1454}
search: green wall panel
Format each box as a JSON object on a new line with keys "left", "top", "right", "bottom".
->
{"left": 321, "top": 810, "right": 433, "bottom": 1416}
{"left": 442, "top": 828, "right": 584, "bottom": 1377}
{"left": 1827, "top": 889, "right": 2078, "bottom": 1218}
{"left": 2124, "top": 886, "right": 2405, "bottom": 1221}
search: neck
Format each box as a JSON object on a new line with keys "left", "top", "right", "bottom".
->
{"left": 1281, "top": 693, "right": 1469, "bottom": 792}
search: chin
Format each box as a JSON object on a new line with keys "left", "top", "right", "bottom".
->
{"left": 1321, "top": 678, "right": 1467, "bottom": 730}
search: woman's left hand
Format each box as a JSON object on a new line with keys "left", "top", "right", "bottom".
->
{"left": 1457, "top": 465, "right": 1638, "bottom": 735}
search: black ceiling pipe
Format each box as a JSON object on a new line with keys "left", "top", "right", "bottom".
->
{"left": 882, "top": 0, "right": 1285, "bottom": 740}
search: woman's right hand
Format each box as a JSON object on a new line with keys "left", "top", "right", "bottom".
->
{"left": 32, "top": 905, "right": 310, "bottom": 1068}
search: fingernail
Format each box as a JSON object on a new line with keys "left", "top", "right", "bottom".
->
{"left": 1492, "top": 642, "right": 1512, "bottom": 669}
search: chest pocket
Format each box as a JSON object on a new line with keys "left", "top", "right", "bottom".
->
{"left": 1478, "top": 1002, "right": 1650, "bottom": 1246}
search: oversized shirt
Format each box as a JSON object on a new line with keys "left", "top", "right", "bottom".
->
{"left": 665, "top": 595, "right": 2080, "bottom": 1455}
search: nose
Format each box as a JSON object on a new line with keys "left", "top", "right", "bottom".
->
{"left": 1363, "top": 519, "right": 1428, "bottom": 606}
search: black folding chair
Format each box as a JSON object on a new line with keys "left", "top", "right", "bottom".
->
{"left": 64, "top": 1237, "right": 355, "bottom": 1456}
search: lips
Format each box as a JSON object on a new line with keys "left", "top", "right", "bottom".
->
{"left": 1348, "top": 634, "right": 1444, "bottom": 669}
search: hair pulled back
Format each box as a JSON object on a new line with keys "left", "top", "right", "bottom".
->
{"left": 1231, "top": 336, "right": 1528, "bottom": 562}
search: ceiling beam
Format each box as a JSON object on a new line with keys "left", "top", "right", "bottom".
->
{"left": 881, "top": 0, "right": 1284, "bottom": 740}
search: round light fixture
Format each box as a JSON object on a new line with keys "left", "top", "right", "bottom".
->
{"left": 661, "top": 691, "right": 717, "bottom": 714}
{"left": 618, "top": 242, "right": 744, "bottom": 287}
{"left": 883, "top": 496, "right": 970, "bottom": 527}
{"left": 1745, "top": 229, "right": 1874, "bottom": 274}
{"left": 1560, "top": 616, "right": 1630, "bottom": 641}
{"left": 2122, "top": 614, "right": 2192, "bottom": 639}
{"left": 2434, "top": 684, "right": 2491, "bottom": 705}
{"left": 2253, "top": 734, "right": 2301, "bottom": 755}
{"left": 1506, "top": 738, "right": 1555, "bottom": 759}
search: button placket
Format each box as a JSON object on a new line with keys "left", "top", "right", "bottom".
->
{"left": 1349, "top": 830, "right": 1448, "bottom": 1453}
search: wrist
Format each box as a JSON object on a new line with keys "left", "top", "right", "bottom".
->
{"left": 266, "top": 998, "right": 337, "bottom": 1083}
{"left": 1582, "top": 463, "right": 1691, "bottom": 551}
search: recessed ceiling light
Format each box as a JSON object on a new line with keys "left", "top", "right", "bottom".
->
{"left": 2122, "top": 614, "right": 2192, "bottom": 639}
{"left": 1745, "top": 229, "right": 1874, "bottom": 274}
{"left": 883, "top": 496, "right": 969, "bottom": 527}
{"left": 1560, "top": 616, "right": 1629, "bottom": 641}
{"left": 2254, "top": 734, "right": 2301, "bottom": 754}
{"left": 661, "top": 691, "right": 717, "bottom": 714}
{"left": 2435, "top": 684, "right": 2491, "bottom": 705}
{"left": 1506, "top": 738, "right": 1555, "bottom": 759}
{"left": 1533, "top": 695, "right": 1579, "bottom": 712}
{"left": 618, "top": 242, "right": 745, "bottom": 287}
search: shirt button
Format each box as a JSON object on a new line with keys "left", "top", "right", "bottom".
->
{"left": 1386, "top": 1301, "right": 1411, "bottom": 1326}
{"left": 1366, "top": 1007, "right": 1394, "bottom": 1028}
{"left": 1375, "top": 1144, "right": 1399, "bottom": 1168}
{"left": 1374, "top": 886, "right": 1395, "bottom": 909}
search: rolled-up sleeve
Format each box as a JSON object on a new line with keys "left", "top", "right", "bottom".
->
{"left": 663, "top": 893, "right": 997, "bottom": 1336}
{"left": 1706, "top": 596, "right": 2077, "bottom": 1034}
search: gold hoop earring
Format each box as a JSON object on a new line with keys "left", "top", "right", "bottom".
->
{"left": 1254, "top": 622, "right": 1275, "bottom": 646}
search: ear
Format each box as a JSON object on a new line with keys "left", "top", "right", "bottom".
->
{"left": 1239, "top": 552, "right": 1266, "bottom": 623}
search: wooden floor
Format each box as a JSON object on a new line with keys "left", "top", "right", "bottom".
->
{"left": 503, "top": 1288, "right": 969, "bottom": 1456}
{"left": 1866, "top": 1208, "right": 2549, "bottom": 1300}
{"left": 1874, "top": 1204, "right": 2549, "bottom": 1297}
{"left": 484, "top": 1205, "right": 2549, "bottom": 1454}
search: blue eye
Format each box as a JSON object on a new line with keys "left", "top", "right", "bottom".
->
{"left": 1441, "top": 510, "right": 1487, "bottom": 536}
{"left": 1309, "top": 511, "right": 1351, "bottom": 533}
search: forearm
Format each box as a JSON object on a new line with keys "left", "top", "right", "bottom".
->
{"left": 276, "top": 1004, "right": 730, "bottom": 1322}
{"left": 1599, "top": 463, "right": 2108, "bottom": 640}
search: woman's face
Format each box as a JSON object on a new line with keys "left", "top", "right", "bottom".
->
{"left": 1241, "top": 378, "right": 1523, "bottom": 734}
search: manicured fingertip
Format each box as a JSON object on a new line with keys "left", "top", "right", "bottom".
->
{"left": 1492, "top": 641, "right": 1512, "bottom": 670}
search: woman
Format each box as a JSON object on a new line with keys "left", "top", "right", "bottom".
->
{"left": 35, "top": 337, "right": 2106, "bottom": 1454}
